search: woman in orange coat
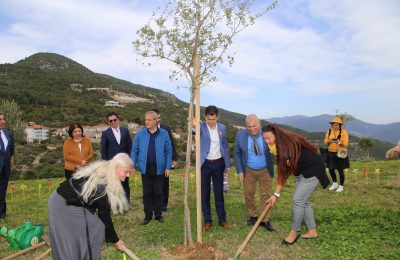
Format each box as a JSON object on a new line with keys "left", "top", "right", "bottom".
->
{"left": 324, "top": 117, "right": 349, "bottom": 192}
{"left": 63, "top": 123, "right": 93, "bottom": 179}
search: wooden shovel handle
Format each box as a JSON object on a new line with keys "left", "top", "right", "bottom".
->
{"left": 122, "top": 247, "right": 140, "bottom": 260}
{"left": 233, "top": 202, "right": 272, "bottom": 260}
{"left": 3, "top": 241, "right": 46, "bottom": 260}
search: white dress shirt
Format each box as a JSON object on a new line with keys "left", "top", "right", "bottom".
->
{"left": 112, "top": 126, "right": 121, "bottom": 144}
{"left": 0, "top": 130, "right": 8, "bottom": 150}
{"left": 206, "top": 124, "right": 222, "bottom": 160}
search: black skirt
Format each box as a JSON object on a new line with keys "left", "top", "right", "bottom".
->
{"left": 327, "top": 152, "right": 350, "bottom": 170}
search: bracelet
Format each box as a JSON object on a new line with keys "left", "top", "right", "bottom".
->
{"left": 273, "top": 192, "right": 280, "bottom": 198}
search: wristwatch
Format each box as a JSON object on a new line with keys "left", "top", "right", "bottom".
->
{"left": 273, "top": 192, "right": 280, "bottom": 198}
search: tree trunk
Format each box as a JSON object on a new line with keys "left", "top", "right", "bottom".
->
{"left": 194, "top": 52, "right": 202, "bottom": 243}
{"left": 183, "top": 89, "right": 195, "bottom": 247}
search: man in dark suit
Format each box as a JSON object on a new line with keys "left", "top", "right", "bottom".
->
{"left": 197, "top": 105, "right": 230, "bottom": 231}
{"left": 153, "top": 109, "right": 177, "bottom": 212}
{"left": 0, "top": 112, "right": 14, "bottom": 219}
{"left": 101, "top": 112, "right": 132, "bottom": 203}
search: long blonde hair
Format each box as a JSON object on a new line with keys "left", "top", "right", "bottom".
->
{"left": 73, "top": 153, "right": 132, "bottom": 214}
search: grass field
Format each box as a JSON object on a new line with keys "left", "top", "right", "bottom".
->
{"left": 1, "top": 160, "right": 399, "bottom": 259}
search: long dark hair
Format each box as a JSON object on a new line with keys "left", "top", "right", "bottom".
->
{"left": 262, "top": 124, "right": 319, "bottom": 185}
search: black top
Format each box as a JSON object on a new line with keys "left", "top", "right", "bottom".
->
{"left": 147, "top": 128, "right": 159, "bottom": 164}
{"left": 295, "top": 147, "right": 330, "bottom": 189}
{"left": 159, "top": 124, "right": 177, "bottom": 161}
{"left": 57, "top": 178, "right": 119, "bottom": 243}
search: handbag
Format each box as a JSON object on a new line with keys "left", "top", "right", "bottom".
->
{"left": 337, "top": 149, "right": 348, "bottom": 159}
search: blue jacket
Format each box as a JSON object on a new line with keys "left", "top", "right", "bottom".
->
{"left": 101, "top": 126, "right": 132, "bottom": 160}
{"left": 0, "top": 130, "right": 14, "bottom": 177}
{"left": 131, "top": 127, "right": 172, "bottom": 175}
{"left": 200, "top": 122, "right": 230, "bottom": 169}
{"left": 234, "top": 129, "right": 274, "bottom": 177}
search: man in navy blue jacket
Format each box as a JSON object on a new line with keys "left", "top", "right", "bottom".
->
{"left": 101, "top": 112, "right": 132, "bottom": 203}
{"left": 153, "top": 108, "right": 177, "bottom": 212}
{"left": 0, "top": 112, "right": 14, "bottom": 219}
{"left": 131, "top": 111, "right": 172, "bottom": 225}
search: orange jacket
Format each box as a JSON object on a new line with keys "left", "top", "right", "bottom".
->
{"left": 324, "top": 129, "right": 349, "bottom": 152}
{"left": 63, "top": 137, "right": 94, "bottom": 171}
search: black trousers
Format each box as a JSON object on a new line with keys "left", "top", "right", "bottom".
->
{"left": 121, "top": 177, "right": 131, "bottom": 204}
{"left": 141, "top": 164, "right": 164, "bottom": 219}
{"left": 162, "top": 176, "right": 169, "bottom": 208}
{"left": 0, "top": 165, "right": 9, "bottom": 215}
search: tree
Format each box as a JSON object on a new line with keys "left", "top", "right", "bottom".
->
{"left": 0, "top": 99, "right": 26, "bottom": 143}
{"left": 359, "top": 137, "right": 374, "bottom": 159}
{"left": 133, "top": 0, "right": 277, "bottom": 244}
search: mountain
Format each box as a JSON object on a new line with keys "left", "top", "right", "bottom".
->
{"left": 269, "top": 114, "right": 400, "bottom": 144}
{"left": 0, "top": 52, "right": 394, "bottom": 160}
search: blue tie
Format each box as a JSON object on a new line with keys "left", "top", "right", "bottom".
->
{"left": 0, "top": 131, "right": 5, "bottom": 152}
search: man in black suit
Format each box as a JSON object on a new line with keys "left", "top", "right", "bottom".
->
{"left": 101, "top": 112, "right": 132, "bottom": 203}
{"left": 153, "top": 109, "right": 177, "bottom": 212}
{"left": 0, "top": 112, "right": 14, "bottom": 219}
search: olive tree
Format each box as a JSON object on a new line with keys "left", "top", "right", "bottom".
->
{"left": 133, "top": 0, "right": 277, "bottom": 244}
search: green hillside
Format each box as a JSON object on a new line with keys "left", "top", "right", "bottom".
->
{"left": 0, "top": 52, "right": 393, "bottom": 164}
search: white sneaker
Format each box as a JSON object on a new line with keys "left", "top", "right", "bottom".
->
{"left": 336, "top": 185, "right": 344, "bottom": 192}
{"left": 329, "top": 182, "right": 338, "bottom": 191}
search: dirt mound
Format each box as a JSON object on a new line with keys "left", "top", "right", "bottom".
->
{"left": 161, "top": 242, "right": 229, "bottom": 260}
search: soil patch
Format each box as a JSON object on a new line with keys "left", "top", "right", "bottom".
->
{"left": 161, "top": 242, "right": 229, "bottom": 260}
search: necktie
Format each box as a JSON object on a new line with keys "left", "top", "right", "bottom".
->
{"left": 0, "top": 131, "right": 5, "bottom": 152}
{"left": 250, "top": 134, "right": 262, "bottom": 156}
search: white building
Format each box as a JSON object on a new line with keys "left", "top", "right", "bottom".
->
{"left": 25, "top": 123, "right": 50, "bottom": 143}
{"left": 105, "top": 100, "right": 120, "bottom": 107}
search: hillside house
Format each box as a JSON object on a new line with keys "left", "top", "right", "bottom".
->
{"left": 25, "top": 123, "right": 50, "bottom": 143}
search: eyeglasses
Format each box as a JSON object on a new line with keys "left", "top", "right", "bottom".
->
{"left": 109, "top": 119, "right": 118, "bottom": 123}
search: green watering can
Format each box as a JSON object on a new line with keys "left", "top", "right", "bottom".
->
{"left": 0, "top": 221, "right": 43, "bottom": 251}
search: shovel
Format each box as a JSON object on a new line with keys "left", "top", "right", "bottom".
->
{"left": 233, "top": 201, "right": 272, "bottom": 260}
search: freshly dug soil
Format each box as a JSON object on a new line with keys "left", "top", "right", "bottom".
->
{"left": 160, "top": 242, "right": 229, "bottom": 260}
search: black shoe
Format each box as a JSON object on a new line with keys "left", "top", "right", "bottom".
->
{"left": 140, "top": 217, "right": 152, "bottom": 225}
{"left": 281, "top": 235, "right": 300, "bottom": 246}
{"left": 0, "top": 213, "right": 6, "bottom": 219}
{"left": 161, "top": 207, "right": 170, "bottom": 212}
{"left": 247, "top": 216, "right": 257, "bottom": 226}
{"left": 155, "top": 216, "right": 165, "bottom": 223}
{"left": 260, "top": 221, "right": 277, "bottom": 232}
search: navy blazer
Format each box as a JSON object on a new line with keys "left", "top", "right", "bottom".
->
{"left": 0, "top": 130, "right": 14, "bottom": 176}
{"left": 159, "top": 124, "right": 177, "bottom": 161}
{"left": 234, "top": 129, "right": 274, "bottom": 177}
{"left": 200, "top": 122, "right": 230, "bottom": 169}
{"left": 101, "top": 126, "right": 132, "bottom": 160}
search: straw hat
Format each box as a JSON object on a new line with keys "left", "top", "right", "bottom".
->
{"left": 329, "top": 116, "right": 343, "bottom": 125}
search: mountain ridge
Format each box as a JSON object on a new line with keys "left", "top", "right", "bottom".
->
{"left": 269, "top": 114, "right": 399, "bottom": 144}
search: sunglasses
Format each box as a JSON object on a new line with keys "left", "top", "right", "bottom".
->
{"left": 109, "top": 119, "right": 118, "bottom": 123}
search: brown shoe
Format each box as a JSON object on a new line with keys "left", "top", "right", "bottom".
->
{"left": 219, "top": 221, "right": 230, "bottom": 229}
{"left": 204, "top": 223, "right": 212, "bottom": 232}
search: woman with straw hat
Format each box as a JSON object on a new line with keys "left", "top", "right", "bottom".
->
{"left": 324, "top": 116, "right": 350, "bottom": 192}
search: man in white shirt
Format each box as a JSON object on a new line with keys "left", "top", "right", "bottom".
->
{"left": 198, "top": 106, "right": 230, "bottom": 231}
{"left": 0, "top": 112, "right": 14, "bottom": 219}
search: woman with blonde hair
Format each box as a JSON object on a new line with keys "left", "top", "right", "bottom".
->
{"left": 324, "top": 117, "right": 350, "bottom": 192}
{"left": 48, "top": 153, "right": 132, "bottom": 260}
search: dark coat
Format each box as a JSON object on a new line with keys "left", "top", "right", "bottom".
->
{"left": 100, "top": 126, "right": 132, "bottom": 160}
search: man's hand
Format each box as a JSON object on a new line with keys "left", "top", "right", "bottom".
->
{"left": 238, "top": 173, "right": 244, "bottom": 182}
{"left": 113, "top": 240, "right": 125, "bottom": 251}
{"left": 225, "top": 168, "right": 231, "bottom": 175}
{"left": 165, "top": 169, "right": 171, "bottom": 177}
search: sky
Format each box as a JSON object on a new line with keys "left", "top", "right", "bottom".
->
{"left": 0, "top": 0, "right": 399, "bottom": 124}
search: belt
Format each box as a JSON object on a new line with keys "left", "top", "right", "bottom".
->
{"left": 206, "top": 157, "right": 223, "bottom": 163}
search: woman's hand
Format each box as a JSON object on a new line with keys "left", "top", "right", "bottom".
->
{"left": 113, "top": 240, "right": 125, "bottom": 252}
{"left": 266, "top": 195, "right": 278, "bottom": 207}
